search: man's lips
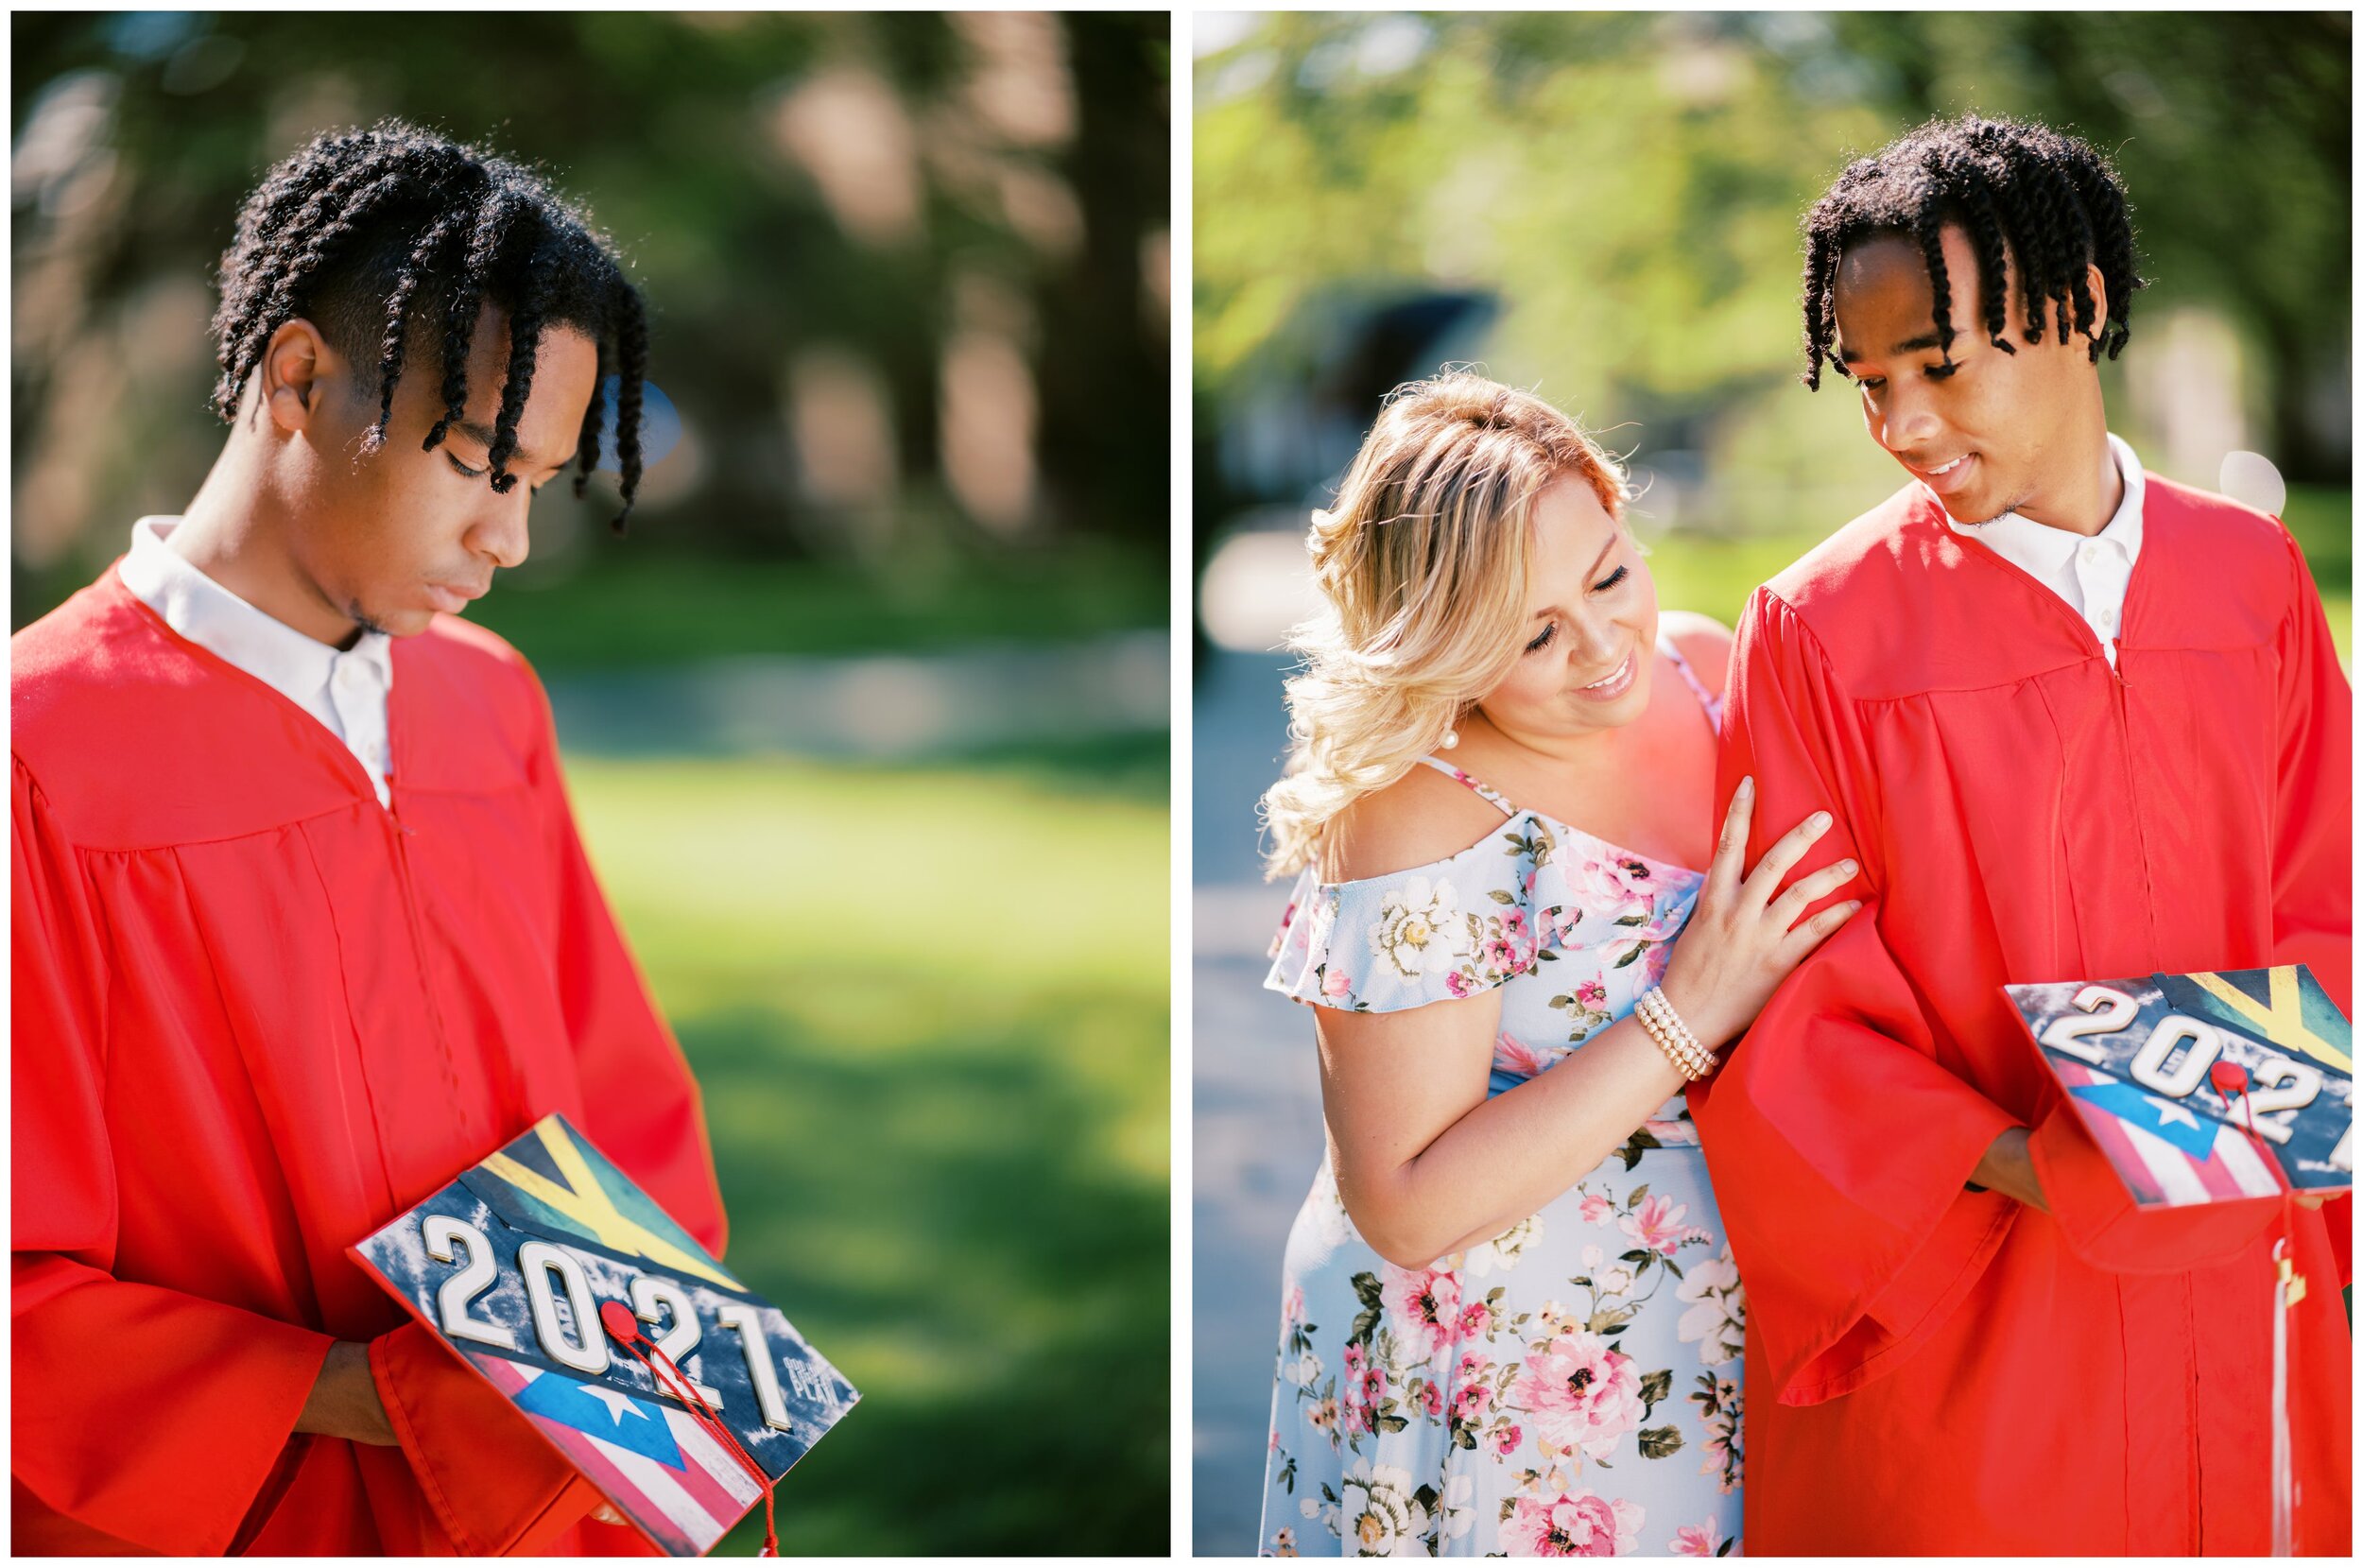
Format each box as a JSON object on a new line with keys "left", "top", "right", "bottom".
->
{"left": 424, "top": 581, "right": 488, "bottom": 613}
{"left": 1901, "top": 451, "right": 1977, "bottom": 495}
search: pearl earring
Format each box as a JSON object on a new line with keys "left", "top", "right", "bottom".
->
{"left": 1440, "top": 725, "right": 1461, "bottom": 750}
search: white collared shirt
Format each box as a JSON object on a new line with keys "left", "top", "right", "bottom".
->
{"left": 116, "top": 516, "right": 395, "bottom": 804}
{"left": 1944, "top": 433, "right": 2146, "bottom": 666}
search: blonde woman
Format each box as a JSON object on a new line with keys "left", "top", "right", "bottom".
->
{"left": 1256, "top": 374, "right": 1858, "bottom": 1558}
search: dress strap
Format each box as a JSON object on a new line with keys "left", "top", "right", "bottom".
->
{"left": 1656, "top": 630, "right": 1724, "bottom": 735}
{"left": 1412, "top": 754, "right": 1519, "bottom": 818}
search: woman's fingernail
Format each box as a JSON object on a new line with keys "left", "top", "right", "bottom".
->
{"left": 1810, "top": 811, "right": 1831, "bottom": 831}
{"left": 1738, "top": 776, "right": 1753, "bottom": 797}
{"left": 1837, "top": 859, "right": 1857, "bottom": 875}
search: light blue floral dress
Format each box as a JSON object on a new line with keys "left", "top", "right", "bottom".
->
{"left": 1258, "top": 637, "right": 1743, "bottom": 1559}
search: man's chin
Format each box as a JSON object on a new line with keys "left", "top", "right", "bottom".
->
{"left": 368, "top": 607, "right": 438, "bottom": 638}
{"left": 1932, "top": 489, "right": 2008, "bottom": 526}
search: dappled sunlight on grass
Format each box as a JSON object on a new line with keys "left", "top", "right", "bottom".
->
{"left": 565, "top": 752, "right": 1168, "bottom": 1555}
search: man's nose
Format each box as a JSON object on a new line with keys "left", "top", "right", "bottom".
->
{"left": 1879, "top": 382, "right": 1941, "bottom": 451}
{"left": 470, "top": 498, "right": 530, "bottom": 570}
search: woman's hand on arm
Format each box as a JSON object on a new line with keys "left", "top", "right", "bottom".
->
{"left": 1658, "top": 776, "right": 1864, "bottom": 1051}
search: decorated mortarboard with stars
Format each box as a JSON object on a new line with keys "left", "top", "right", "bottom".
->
{"left": 351, "top": 1112, "right": 856, "bottom": 1556}
{"left": 2008, "top": 965, "right": 2351, "bottom": 1208}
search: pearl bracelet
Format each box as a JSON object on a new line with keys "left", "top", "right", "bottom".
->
{"left": 1636, "top": 986, "right": 1716, "bottom": 1080}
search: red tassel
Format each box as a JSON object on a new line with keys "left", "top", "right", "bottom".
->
{"left": 599, "top": 1301, "right": 781, "bottom": 1555}
{"left": 2209, "top": 1061, "right": 2299, "bottom": 1556}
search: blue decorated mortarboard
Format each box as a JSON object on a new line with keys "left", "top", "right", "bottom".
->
{"left": 350, "top": 1113, "right": 856, "bottom": 1555}
{"left": 2005, "top": 965, "right": 2351, "bottom": 1208}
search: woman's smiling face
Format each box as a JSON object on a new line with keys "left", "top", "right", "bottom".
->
{"left": 1833, "top": 221, "right": 2109, "bottom": 528}
{"left": 1476, "top": 475, "right": 1657, "bottom": 740}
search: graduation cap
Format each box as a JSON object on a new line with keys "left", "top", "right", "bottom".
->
{"left": 2007, "top": 965, "right": 2351, "bottom": 1209}
{"left": 2007, "top": 964, "right": 2349, "bottom": 1557}
{"left": 350, "top": 1112, "right": 857, "bottom": 1557}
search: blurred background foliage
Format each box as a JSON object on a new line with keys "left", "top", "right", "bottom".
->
{"left": 14, "top": 11, "right": 1169, "bottom": 1555}
{"left": 1193, "top": 9, "right": 2350, "bottom": 657}
{"left": 13, "top": 9, "right": 1169, "bottom": 655}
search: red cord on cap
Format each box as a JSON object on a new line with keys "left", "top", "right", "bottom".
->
{"left": 595, "top": 1297, "right": 780, "bottom": 1555}
{"left": 2209, "top": 1060, "right": 2249, "bottom": 1099}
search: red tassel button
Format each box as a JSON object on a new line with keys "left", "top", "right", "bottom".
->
{"left": 598, "top": 1301, "right": 644, "bottom": 1345}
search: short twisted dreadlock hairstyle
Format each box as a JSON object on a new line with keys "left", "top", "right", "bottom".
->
{"left": 1799, "top": 115, "right": 2143, "bottom": 392}
{"left": 208, "top": 120, "right": 648, "bottom": 530}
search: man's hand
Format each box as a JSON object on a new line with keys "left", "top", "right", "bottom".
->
{"left": 296, "top": 1340, "right": 399, "bottom": 1445}
{"left": 1970, "top": 1127, "right": 2048, "bottom": 1212}
{"left": 299, "top": 1339, "right": 628, "bottom": 1525}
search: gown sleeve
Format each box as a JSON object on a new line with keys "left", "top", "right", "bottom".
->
{"left": 524, "top": 666, "right": 729, "bottom": 1260}
{"left": 2265, "top": 526, "right": 2351, "bottom": 1011}
{"left": 2266, "top": 526, "right": 2352, "bottom": 1284}
{"left": 10, "top": 757, "right": 335, "bottom": 1554}
{"left": 1687, "top": 592, "right": 2027, "bottom": 1406}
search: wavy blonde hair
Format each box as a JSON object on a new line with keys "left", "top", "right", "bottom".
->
{"left": 1260, "top": 371, "right": 1630, "bottom": 879}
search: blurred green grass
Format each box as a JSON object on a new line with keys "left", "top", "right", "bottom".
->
{"left": 565, "top": 744, "right": 1169, "bottom": 1555}
{"left": 1644, "top": 484, "right": 2352, "bottom": 662}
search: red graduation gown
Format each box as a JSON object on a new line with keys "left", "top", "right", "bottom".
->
{"left": 12, "top": 564, "right": 729, "bottom": 1554}
{"left": 1690, "top": 475, "right": 2352, "bottom": 1555}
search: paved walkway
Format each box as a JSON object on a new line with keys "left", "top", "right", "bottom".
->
{"left": 544, "top": 629, "right": 1168, "bottom": 760}
{"left": 1193, "top": 647, "right": 1328, "bottom": 1553}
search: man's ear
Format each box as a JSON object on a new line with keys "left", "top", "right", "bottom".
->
{"left": 2082, "top": 262, "right": 2110, "bottom": 351}
{"left": 259, "top": 318, "right": 335, "bottom": 435}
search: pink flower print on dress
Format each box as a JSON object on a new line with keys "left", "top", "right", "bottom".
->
{"left": 1618, "top": 1193, "right": 1691, "bottom": 1258}
{"left": 1499, "top": 1490, "right": 1646, "bottom": 1557}
{"left": 1495, "top": 1033, "right": 1550, "bottom": 1080}
{"left": 1419, "top": 1381, "right": 1443, "bottom": 1417}
{"left": 1484, "top": 906, "right": 1536, "bottom": 973}
{"left": 1492, "top": 1422, "right": 1523, "bottom": 1457}
{"left": 1319, "top": 968, "right": 1353, "bottom": 1000}
{"left": 1445, "top": 971, "right": 1475, "bottom": 999}
{"left": 1508, "top": 1330, "right": 1644, "bottom": 1459}
{"left": 1578, "top": 1193, "right": 1612, "bottom": 1226}
{"left": 1575, "top": 978, "right": 1608, "bottom": 1010}
{"left": 1669, "top": 1517, "right": 1720, "bottom": 1557}
{"left": 1569, "top": 854, "right": 1652, "bottom": 919}
{"left": 1642, "top": 937, "right": 1675, "bottom": 989}
{"left": 1457, "top": 1300, "right": 1492, "bottom": 1343}
{"left": 1450, "top": 1380, "right": 1492, "bottom": 1422}
{"left": 1383, "top": 1265, "right": 1464, "bottom": 1361}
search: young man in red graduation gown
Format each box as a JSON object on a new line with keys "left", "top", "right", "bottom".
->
{"left": 1691, "top": 116, "right": 2351, "bottom": 1554}
{"left": 13, "top": 125, "right": 722, "bottom": 1554}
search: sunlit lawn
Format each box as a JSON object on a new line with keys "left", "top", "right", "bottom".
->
{"left": 564, "top": 740, "right": 1169, "bottom": 1555}
{"left": 1643, "top": 483, "right": 2353, "bottom": 663}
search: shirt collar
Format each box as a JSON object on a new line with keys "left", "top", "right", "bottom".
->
{"left": 116, "top": 516, "right": 393, "bottom": 694}
{"left": 1945, "top": 433, "right": 2145, "bottom": 563}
